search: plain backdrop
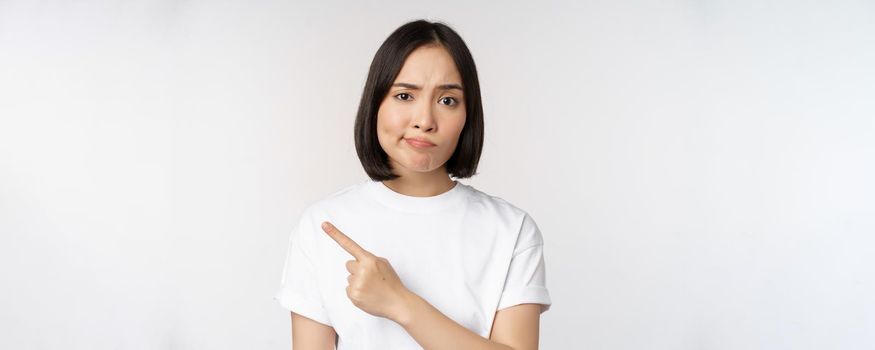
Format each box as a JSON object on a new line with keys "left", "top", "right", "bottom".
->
{"left": 1, "top": 0, "right": 873, "bottom": 349}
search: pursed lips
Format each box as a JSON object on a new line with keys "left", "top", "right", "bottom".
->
{"left": 404, "top": 137, "right": 436, "bottom": 148}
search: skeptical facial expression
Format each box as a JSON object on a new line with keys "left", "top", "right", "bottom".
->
{"left": 376, "top": 44, "right": 466, "bottom": 174}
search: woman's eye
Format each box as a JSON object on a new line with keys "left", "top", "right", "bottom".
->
{"left": 440, "top": 97, "right": 457, "bottom": 106}
{"left": 395, "top": 93, "right": 412, "bottom": 101}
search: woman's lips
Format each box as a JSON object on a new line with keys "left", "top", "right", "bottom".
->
{"left": 404, "top": 138, "right": 436, "bottom": 148}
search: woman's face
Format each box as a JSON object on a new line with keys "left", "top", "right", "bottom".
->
{"left": 376, "top": 44, "right": 466, "bottom": 175}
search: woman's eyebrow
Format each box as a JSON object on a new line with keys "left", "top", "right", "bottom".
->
{"left": 392, "top": 82, "right": 463, "bottom": 91}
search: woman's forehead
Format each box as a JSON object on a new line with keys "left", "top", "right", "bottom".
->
{"left": 395, "top": 46, "right": 461, "bottom": 83}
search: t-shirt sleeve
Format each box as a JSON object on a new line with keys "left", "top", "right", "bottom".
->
{"left": 273, "top": 213, "right": 333, "bottom": 326}
{"left": 496, "top": 213, "right": 553, "bottom": 314}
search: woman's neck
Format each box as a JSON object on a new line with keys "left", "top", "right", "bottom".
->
{"left": 382, "top": 167, "right": 456, "bottom": 197}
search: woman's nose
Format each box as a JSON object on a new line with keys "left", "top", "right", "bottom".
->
{"left": 413, "top": 102, "right": 436, "bottom": 132}
{"left": 414, "top": 122, "right": 435, "bottom": 132}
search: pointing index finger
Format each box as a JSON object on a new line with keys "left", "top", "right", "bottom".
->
{"left": 321, "top": 221, "right": 371, "bottom": 261}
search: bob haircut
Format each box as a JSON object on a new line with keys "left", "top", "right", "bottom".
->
{"left": 354, "top": 19, "right": 484, "bottom": 181}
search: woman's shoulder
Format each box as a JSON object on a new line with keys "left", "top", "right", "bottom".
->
{"left": 298, "top": 179, "right": 371, "bottom": 216}
{"left": 460, "top": 182, "right": 534, "bottom": 221}
{"left": 463, "top": 183, "right": 544, "bottom": 247}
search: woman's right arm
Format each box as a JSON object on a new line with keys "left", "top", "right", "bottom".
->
{"left": 291, "top": 312, "right": 337, "bottom": 350}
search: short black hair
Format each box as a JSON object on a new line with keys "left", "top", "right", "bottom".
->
{"left": 354, "top": 19, "right": 484, "bottom": 181}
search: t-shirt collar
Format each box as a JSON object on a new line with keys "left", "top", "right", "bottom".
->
{"left": 365, "top": 179, "right": 467, "bottom": 213}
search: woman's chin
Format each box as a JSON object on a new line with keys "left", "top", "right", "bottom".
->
{"left": 399, "top": 159, "right": 438, "bottom": 173}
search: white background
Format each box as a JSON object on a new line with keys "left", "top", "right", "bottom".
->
{"left": 1, "top": 0, "right": 873, "bottom": 349}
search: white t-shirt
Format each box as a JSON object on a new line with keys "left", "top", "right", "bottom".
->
{"left": 274, "top": 179, "right": 552, "bottom": 349}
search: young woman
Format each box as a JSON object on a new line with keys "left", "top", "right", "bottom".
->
{"left": 275, "top": 19, "right": 552, "bottom": 350}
